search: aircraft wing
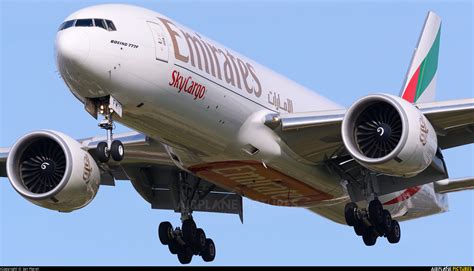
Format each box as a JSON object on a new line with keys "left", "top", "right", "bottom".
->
{"left": 77, "top": 131, "right": 174, "bottom": 185}
{"left": 416, "top": 99, "right": 474, "bottom": 149}
{"left": 265, "top": 108, "right": 346, "bottom": 163}
{"left": 266, "top": 98, "right": 474, "bottom": 164}
{"left": 0, "top": 131, "right": 243, "bottom": 220}
{"left": 0, "top": 131, "right": 172, "bottom": 179}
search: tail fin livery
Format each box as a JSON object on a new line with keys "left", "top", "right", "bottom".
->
{"left": 400, "top": 11, "right": 441, "bottom": 103}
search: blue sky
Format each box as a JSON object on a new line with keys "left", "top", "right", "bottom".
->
{"left": 1, "top": 0, "right": 473, "bottom": 266}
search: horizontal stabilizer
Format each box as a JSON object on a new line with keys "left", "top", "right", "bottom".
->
{"left": 435, "top": 177, "right": 474, "bottom": 194}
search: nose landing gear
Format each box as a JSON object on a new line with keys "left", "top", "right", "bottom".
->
{"left": 95, "top": 103, "right": 124, "bottom": 163}
{"left": 344, "top": 199, "right": 401, "bottom": 246}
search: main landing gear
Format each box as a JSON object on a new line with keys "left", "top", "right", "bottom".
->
{"left": 157, "top": 172, "right": 216, "bottom": 264}
{"left": 344, "top": 199, "right": 401, "bottom": 246}
{"left": 95, "top": 103, "right": 124, "bottom": 163}
{"left": 158, "top": 218, "right": 216, "bottom": 264}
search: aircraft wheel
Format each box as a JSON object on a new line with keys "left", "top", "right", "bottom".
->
{"left": 168, "top": 240, "right": 180, "bottom": 255}
{"left": 344, "top": 202, "right": 358, "bottom": 226}
{"left": 158, "top": 221, "right": 173, "bottom": 245}
{"left": 96, "top": 142, "right": 110, "bottom": 162}
{"left": 201, "top": 238, "right": 216, "bottom": 262}
{"left": 177, "top": 247, "right": 193, "bottom": 264}
{"left": 387, "top": 220, "right": 401, "bottom": 244}
{"left": 354, "top": 222, "right": 365, "bottom": 236}
{"left": 380, "top": 210, "right": 392, "bottom": 235}
{"left": 182, "top": 218, "right": 197, "bottom": 243}
{"left": 194, "top": 228, "right": 207, "bottom": 252}
{"left": 368, "top": 199, "right": 383, "bottom": 225}
{"left": 362, "top": 227, "right": 377, "bottom": 246}
{"left": 110, "top": 140, "right": 124, "bottom": 161}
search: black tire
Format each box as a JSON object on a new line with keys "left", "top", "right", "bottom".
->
{"left": 110, "top": 140, "right": 124, "bottom": 161}
{"left": 368, "top": 199, "right": 383, "bottom": 225}
{"left": 387, "top": 220, "right": 401, "bottom": 244}
{"left": 194, "top": 228, "right": 206, "bottom": 252}
{"left": 96, "top": 142, "right": 110, "bottom": 162}
{"left": 158, "top": 221, "right": 173, "bottom": 245}
{"left": 201, "top": 238, "right": 216, "bottom": 262}
{"left": 344, "top": 202, "right": 358, "bottom": 226}
{"left": 177, "top": 247, "right": 193, "bottom": 264}
{"left": 380, "top": 210, "right": 392, "bottom": 235}
{"left": 354, "top": 222, "right": 365, "bottom": 236}
{"left": 182, "top": 219, "right": 197, "bottom": 243}
{"left": 362, "top": 227, "right": 377, "bottom": 246}
{"left": 168, "top": 240, "right": 179, "bottom": 255}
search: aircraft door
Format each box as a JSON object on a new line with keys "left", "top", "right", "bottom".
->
{"left": 147, "top": 21, "right": 169, "bottom": 62}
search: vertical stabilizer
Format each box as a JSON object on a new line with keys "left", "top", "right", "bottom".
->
{"left": 400, "top": 12, "right": 441, "bottom": 103}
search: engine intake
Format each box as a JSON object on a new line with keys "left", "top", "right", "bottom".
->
{"left": 6, "top": 130, "right": 100, "bottom": 212}
{"left": 354, "top": 101, "right": 403, "bottom": 159}
{"left": 342, "top": 94, "right": 437, "bottom": 177}
{"left": 19, "top": 138, "right": 67, "bottom": 194}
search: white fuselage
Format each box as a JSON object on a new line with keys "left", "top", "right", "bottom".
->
{"left": 56, "top": 4, "right": 448, "bottom": 224}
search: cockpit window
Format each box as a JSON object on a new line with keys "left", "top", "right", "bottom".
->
{"left": 58, "top": 20, "right": 75, "bottom": 31}
{"left": 75, "top": 19, "right": 94, "bottom": 27}
{"left": 58, "top": 22, "right": 65, "bottom": 30}
{"left": 94, "top": 19, "right": 107, "bottom": 30}
{"left": 105, "top": 20, "right": 116, "bottom": 31}
{"left": 58, "top": 18, "right": 116, "bottom": 32}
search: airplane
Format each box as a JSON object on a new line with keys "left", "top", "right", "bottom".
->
{"left": 1, "top": 4, "right": 473, "bottom": 265}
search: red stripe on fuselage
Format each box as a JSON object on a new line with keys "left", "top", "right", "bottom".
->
{"left": 383, "top": 186, "right": 422, "bottom": 205}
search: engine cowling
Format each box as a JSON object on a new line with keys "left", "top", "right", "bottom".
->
{"left": 6, "top": 130, "right": 100, "bottom": 212}
{"left": 341, "top": 94, "right": 437, "bottom": 177}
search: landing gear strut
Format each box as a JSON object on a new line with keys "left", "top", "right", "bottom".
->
{"left": 344, "top": 199, "right": 401, "bottom": 246}
{"left": 157, "top": 172, "right": 216, "bottom": 264}
{"left": 95, "top": 103, "right": 124, "bottom": 162}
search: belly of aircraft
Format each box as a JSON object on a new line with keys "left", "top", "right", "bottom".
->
{"left": 188, "top": 160, "right": 334, "bottom": 207}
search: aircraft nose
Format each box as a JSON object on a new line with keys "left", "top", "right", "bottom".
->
{"left": 55, "top": 30, "right": 90, "bottom": 67}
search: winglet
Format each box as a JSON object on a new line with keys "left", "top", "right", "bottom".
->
{"left": 400, "top": 11, "right": 441, "bottom": 103}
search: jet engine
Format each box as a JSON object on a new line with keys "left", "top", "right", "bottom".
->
{"left": 341, "top": 94, "right": 437, "bottom": 177}
{"left": 6, "top": 130, "right": 100, "bottom": 212}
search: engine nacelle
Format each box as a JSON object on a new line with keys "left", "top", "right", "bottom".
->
{"left": 341, "top": 94, "right": 437, "bottom": 177}
{"left": 6, "top": 130, "right": 100, "bottom": 212}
